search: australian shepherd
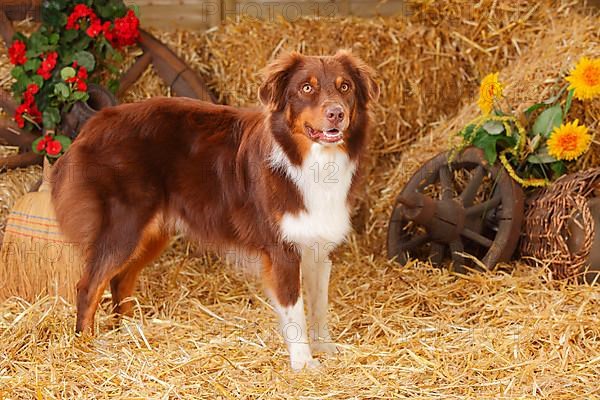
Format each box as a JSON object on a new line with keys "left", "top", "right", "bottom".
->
{"left": 51, "top": 50, "right": 379, "bottom": 370}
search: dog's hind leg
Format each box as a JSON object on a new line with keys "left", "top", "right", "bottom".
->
{"left": 109, "top": 218, "right": 170, "bottom": 317}
{"left": 263, "top": 246, "right": 320, "bottom": 371}
{"left": 75, "top": 201, "right": 152, "bottom": 333}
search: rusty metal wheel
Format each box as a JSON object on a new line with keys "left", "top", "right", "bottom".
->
{"left": 387, "top": 147, "right": 525, "bottom": 272}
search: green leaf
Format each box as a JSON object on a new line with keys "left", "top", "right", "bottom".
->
{"left": 54, "top": 82, "right": 70, "bottom": 99}
{"left": 28, "top": 31, "right": 50, "bottom": 54}
{"left": 107, "top": 79, "right": 120, "bottom": 94}
{"left": 527, "top": 146, "right": 558, "bottom": 164}
{"left": 532, "top": 105, "right": 563, "bottom": 137}
{"left": 10, "top": 66, "right": 25, "bottom": 80}
{"left": 30, "top": 75, "right": 44, "bottom": 88}
{"left": 49, "top": 33, "right": 60, "bottom": 45}
{"left": 12, "top": 80, "right": 26, "bottom": 96}
{"left": 73, "top": 36, "right": 92, "bottom": 52}
{"left": 32, "top": 137, "right": 45, "bottom": 154}
{"left": 25, "top": 49, "right": 42, "bottom": 58}
{"left": 72, "top": 50, "right": 95, "bottom": 71}
{"left": 63, "top": 29, "right": 79, "bottom": 43}
{"left": 482, "top": 120, "right": 504, "bottom": 135}
{"left": 551, "top": 161, "right": 566, "bottom": 177}
{"left": 72, "top": 91, "right": 89, "bottom": 101}
{"left": 24, "top": 58, "right": 41, "bottom": 72}
{"left": 459, "top": 124, "right": 476, "bottom": 141}
{"left": 53, "top": 135, "right": 72, "bottom": 152}
{"left": 524, "top": 102, "right": 545, "bottom": 116}
{"left": 130, "top": 4, "right": 141, "bottom": 17}
{"left": 60, "top": 66, "right": 76, "bottom": 80}
{"left": 472, "top": 133, "right": 500, "bottom": 164}
{"left": 564, "top": 88, "right": 575, "bottom": 117}
{"left": 42, "top": 107, "right": 61, "bottom": 129}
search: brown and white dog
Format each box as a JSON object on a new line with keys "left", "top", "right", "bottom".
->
{"left": 51, "top": 50, "right": 379, "bottom": 370}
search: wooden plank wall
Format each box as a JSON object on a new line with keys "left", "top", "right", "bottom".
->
{"left": 124, "top": 0, "right": 406, "bottom": 30}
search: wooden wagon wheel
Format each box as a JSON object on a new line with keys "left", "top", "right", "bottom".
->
{"left": 0, "top": 0, "right": 216, "bottom": 171}
{"left": 387, "top": 147, "right": 525, "bottom": 272}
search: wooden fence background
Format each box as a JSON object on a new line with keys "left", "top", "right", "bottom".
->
{"left": 124, "top": 0, "right": 406, "bottom": 30}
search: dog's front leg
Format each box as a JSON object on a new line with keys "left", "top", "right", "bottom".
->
{"left": 302, "top": 245, "right": 338, "bottom": 354}
{"left": 264, "top": 246, "right": 320, "bottom": 371}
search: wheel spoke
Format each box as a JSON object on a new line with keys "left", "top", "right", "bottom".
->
{"left": 429, "top": 242, "right": 445, "bottom": 263}
{"left": 459, "top": 166, "right": 485, "bottom": 206}
{"left": 400, "top": 234, "right": 429, "bottom": 251}
{"left": 449, "top": 240, "right": 467, "bottom": 272}
{"left": 461, "top": 228, "right": 493, "bottom": 248}
{"left": 465, "top": 194, "right": 502, "bottom": 216}
{"left": 439, "top": 167, "right": 454, "bottom": 200}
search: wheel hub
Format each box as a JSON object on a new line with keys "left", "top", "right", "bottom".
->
{"left": 398, "top": 192, "right": 466, "bottom": 244}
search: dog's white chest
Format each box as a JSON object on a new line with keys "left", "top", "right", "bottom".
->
{"left": 273, "top": 143, "right": 356, "bottom": 247}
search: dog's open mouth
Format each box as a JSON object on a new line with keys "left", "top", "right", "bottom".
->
{"left": 305, "top": 124, "right": 344, "bottom": 144}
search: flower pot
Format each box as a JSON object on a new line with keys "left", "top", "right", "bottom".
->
{"left": 61, "top": 83, "right": 118, "bottom": 138}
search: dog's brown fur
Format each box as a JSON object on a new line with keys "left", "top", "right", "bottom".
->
{"left": 51, "top": 51, "right": 378, "bottom": 340}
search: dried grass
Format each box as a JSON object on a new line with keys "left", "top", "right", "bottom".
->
{"left": 1, "top": 243, "right": 600, "bottom": 398}
{"left": 1, "top": 2, "right": 600, "bottom": 398}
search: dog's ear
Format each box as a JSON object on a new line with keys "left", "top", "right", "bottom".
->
{"left": 259, "top": 52, "right": 303, "bottom": 111}
{"left": 334, "top": 50, "right": 380, "bottom": 104}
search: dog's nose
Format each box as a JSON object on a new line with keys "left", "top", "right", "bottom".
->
{"left": 325, "top": 105, "right": 345, "bottom": 124}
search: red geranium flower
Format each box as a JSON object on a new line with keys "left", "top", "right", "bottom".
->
{"left": 8, "top": 40, "right": 27, "bottom": 65}
{"left": 66, "top": 4, "right": 95, "bottom": 30}
{"left": 22, "top": 83, "right": 40, "bottom": 105}
{"left": 77, "top": 80, "right": 88, "bottom": 92}
{"left": 14, "top": 101, "right": 42, "bottom": 128}
{"left": 65, "top": 64, "right": 88, "bottom": 92}
{"left": 37, "top": 52, "right": 58, "bottom": 80}
{"left": 14, "top": 111, "right": 25, "bottom": 128}
{"left": 26, "top": 83, "right": 40, "bottom": 95}
{"left": 77, "top": 66, "right": 88, "bottom": 80}
{"left": 46, "top": 139, "right": 63, "bottom": 156}
{"left": 86, "top": 18, "right": 105, "bottom": 38}
{"left": 36, "top": 135, "right": 51, "bottom": 152}
{"left": 109, "top": 10, "right": 140, "bottom": 48}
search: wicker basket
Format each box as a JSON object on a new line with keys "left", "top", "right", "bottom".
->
{"left": 521, "top": 168, "right": 600, "bottom": 281}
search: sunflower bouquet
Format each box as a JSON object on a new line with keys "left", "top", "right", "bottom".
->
{"left": 457, "top": 57, "right": 599, "bottom": 187}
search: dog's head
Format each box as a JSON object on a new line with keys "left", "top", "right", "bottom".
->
{"left": 259, "top": 51, "right": 379, "bottom": 148}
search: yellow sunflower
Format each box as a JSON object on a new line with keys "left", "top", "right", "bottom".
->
{"left": 565, "top": 57, "right": 600, "bottom": 100}
{"left": 547, "top": 119, "right": 592, "bottom": 161}
{"left": 478, "top": 73, "right": 503, "bottom": 115}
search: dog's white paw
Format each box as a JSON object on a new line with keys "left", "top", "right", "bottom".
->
{"left": 312, "top": 341, "right": 339, "bottom": 355}
{"left": 290, "top": 356, "right": 321, "bottom": 372}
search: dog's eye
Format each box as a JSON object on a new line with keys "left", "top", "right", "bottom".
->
{"left": 340, "top": 83, "right": 350, "bottom": 93}
{"left": 301, "top": 83, "right": 313, "bottom": 93}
